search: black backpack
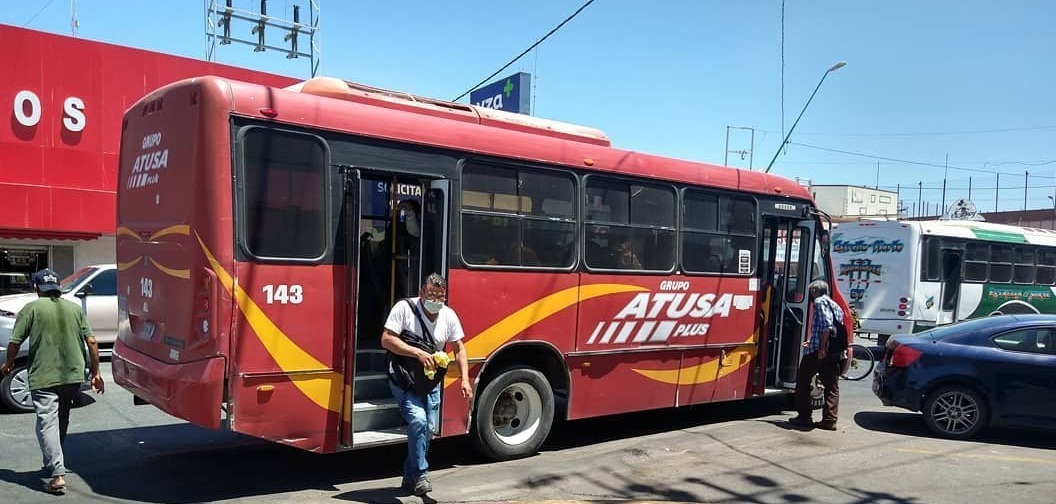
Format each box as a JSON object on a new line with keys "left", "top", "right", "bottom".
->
{"left": 387, "top": 299, "right": 447, "bottom": 395}
{"left": 827, "top": 305, "right": 849, "bottom": 359}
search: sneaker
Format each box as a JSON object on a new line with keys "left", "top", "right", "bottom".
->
{"left": 787, "top": 416, "right": 814, "bottom": 428}
{"left": 412, "top": 476, "right": 432, "bottom": 496}
{"left": 814, "top": 420, "right": 837, "bottom": 431}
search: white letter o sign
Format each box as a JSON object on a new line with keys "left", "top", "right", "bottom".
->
{"left": 14, "top": 90, "right": 41, "bottom": 127}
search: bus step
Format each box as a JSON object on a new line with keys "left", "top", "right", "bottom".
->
{"left": 352, "top": 427, "right": 407, "bottom": 449}
{"left": 353, "top": 372, "right": 392, "bottom": 401}
{"left": 352, "top": 398, "right": 403, "bottom": 432}
{"left": 355, "top": 348, "right": 389, "bottom": 373}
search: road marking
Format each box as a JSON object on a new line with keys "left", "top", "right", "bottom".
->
{"left": 897, "top": 448, "right": 1055, "bottom": 464}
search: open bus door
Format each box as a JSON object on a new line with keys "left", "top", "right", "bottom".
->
{"left": 339, "top": 166, "right": 360, "bottom": 448}
{"left": 937, "top": 248, "right": 963, "bottom": 325}
{"left": 343, "top": 174, "right": 450, "bottom": 449}
{"left": 760, "top": 217, "right": 818, "bottom": 391}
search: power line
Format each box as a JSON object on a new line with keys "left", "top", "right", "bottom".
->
{"left": 452, "top": 0, "right": 598, "bottom": 102}
{"left": 789, "top": 142, "right": 1056, "bottom": 178}
{"left": 23, "top": 0, "right": 57, "bottom": 27}
{"left": 760, "top": 124, "right": 1056, "bottom": 137}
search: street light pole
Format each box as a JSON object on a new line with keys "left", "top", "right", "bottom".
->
{"left": 764, "top": 61, "right": 846, "bottom": 173}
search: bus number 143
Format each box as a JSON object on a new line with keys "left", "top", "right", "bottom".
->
{"left": 262, "top": 284, "right": 304, "bottom": 304}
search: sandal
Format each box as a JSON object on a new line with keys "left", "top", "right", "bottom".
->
{"left": 44, "top": 479, "right": 66, "bottom": 494}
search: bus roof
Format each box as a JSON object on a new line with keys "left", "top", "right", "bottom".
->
{"left": 905, "top": 219, "right": 1056, "bottom": 247}
{"left": 166, "top": 75, "right": 813, "bottom": 201}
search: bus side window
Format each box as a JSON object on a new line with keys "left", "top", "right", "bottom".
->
{"left": 1013, "top": 247, "right": 1035, "bottom": 284}
{"left": 964, "top": 243, "right": 989, "bottom": 282}
{"left": 990, "top": 245, "right": 1013, "bottom": 283}
{"left": 1037, "top": 250, "right": 1056, "bottom": 285}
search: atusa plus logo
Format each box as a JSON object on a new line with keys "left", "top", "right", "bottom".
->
{"left": 126, "top": 132, "right": 169, "bottom": 190}
{"left": 586, "top": 281, "right": 753, "bottom": 345}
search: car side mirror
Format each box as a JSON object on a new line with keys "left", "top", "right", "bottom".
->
{"left": 75, "top": 284, "right": 93, "bottom": 298}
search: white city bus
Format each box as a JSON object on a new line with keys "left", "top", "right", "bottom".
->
{"left": 831, "top": 219, "right": 1056, "bottom": 344}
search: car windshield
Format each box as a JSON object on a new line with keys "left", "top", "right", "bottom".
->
{"left": 916, "top": 317, "right": 1012, "bottom": 341}
{"left": 60, "top": 267, "right": 98, "bottom": 294}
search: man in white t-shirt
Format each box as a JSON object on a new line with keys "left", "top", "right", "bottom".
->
{"left": 381, "top": 273, "right": 472, "bottom": 497}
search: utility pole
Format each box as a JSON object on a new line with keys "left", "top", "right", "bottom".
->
{"left": 70, "top": 0, "right": 79, "bottom": 36}
{"left": 995, "top": 173, "right": 1000, "bottom": 212}
{"left": 917, "top": 181, "right": 923, "bottom": 217}
{"left": 1024, "top": 171, "right": 1029, "bottom": 211}
{"left": 941, "top": 152, "right": 948, "bottom": 211}
{"left": 968, "top": 176, "right": 972, "bottom": 200}
{"left": 875, "top": 161, "right": 880, "bottom": 189}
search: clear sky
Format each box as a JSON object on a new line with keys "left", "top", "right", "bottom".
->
{"left": 6, "top": 0, "right": 1055, "bottom": 213}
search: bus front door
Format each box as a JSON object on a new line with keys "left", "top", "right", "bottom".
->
{"left": 344, "top": 173, "right": 449, "bottom": 448}
{"left": 761, "top": 218, "right": 817, "bottom": 390}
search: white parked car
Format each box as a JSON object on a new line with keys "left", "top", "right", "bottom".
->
{"left": 0, "top": 264, "right": 116, "bottom": 412}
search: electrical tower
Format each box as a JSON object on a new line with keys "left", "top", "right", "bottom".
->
{"left": 205, "top": 0, "right": 320, "bottom": 77}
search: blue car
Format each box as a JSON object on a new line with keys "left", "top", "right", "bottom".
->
{"left": 873, "top": 314, "right": 1056, "bottom": 439}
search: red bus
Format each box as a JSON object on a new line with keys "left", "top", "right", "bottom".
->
{"left": 112, "top": 75, "right": 853, "bottom": 457}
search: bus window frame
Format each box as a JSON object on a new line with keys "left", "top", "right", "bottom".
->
{"left": 1037, "top": 248, "right": 1056, "bottom": 286}
{"left": 581, "top": 174, "right": 678, "bottom": 275}
{"left": 963, "top": 241, "right": 989, "bottom": 283}
{"left": 1013, "top": 246, "right": 1036, "bottom": 285}
{"left": 989, "top": 244, "right": 1014, "bottom": 283}
{"left": 679, "top": 188, "right": 759, "bottom": 276}
{"left": 234, "top": 125, "right": 333, "bottom": 264}
{"left": 457, "top": 159, "right": 579, "bottom": 272}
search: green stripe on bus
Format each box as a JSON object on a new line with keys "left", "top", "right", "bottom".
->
{"left": 970, "top": 228, "right": 1026, "bottom": 244}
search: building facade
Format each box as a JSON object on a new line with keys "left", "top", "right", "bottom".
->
{"left": 0, "top": 25, "right": 296, "bottom": 293}
{"left": 810, "top": 185, "right": 899, "bottom": 220}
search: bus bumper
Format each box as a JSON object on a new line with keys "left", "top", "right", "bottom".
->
{"left": 111, "top": 339, "right": 226, "bottom": 430}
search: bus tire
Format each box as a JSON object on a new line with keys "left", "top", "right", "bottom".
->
{"left": 471, "top": 366, "right": 554, "bottom": 461}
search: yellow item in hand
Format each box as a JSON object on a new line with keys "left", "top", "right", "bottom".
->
{"left": 423, "top": 352, "right": 452, "bottom": 380}
{"left": 432, "top": 351, "right": 452, "bottom": 368}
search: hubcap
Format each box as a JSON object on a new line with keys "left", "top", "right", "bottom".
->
{"left": 931, "top": 391, "right": 980, "bottom": 435}
{"left": 9, "top": 368, "right": 31, "bottom": 409}
{"left": 490, "top": 382, "right": 542, "bottom": 446}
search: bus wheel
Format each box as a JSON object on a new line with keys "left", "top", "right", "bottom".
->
{"left": 471, "top": 367, "right": 554, "bottom": 461}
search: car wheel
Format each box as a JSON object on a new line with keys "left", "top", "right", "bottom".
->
{"left": 0, "top": 364, "right": 34, "bottom": 413}
{"left": 471, "top": 367, "right": 554, "bottom": 461}
{"left": 922, "top": 385, "right": 988, "bottom": 439}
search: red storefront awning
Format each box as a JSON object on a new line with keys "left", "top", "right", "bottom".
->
{"left": 0, "top": 229, "right": 102, "bottom": 241}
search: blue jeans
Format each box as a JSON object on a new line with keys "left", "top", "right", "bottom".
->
{"left": 388, "top": 381, "right": 440, "bottom": 482}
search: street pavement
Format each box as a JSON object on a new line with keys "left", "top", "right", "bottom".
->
{"left": 0, "top": 358, "right": 1053, "bottom": 503}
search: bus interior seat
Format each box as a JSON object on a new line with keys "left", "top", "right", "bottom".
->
{"left": 493, "top": 194, "right": 530, "bottom": 213}
{"left": 462, "top": 190, "right": 491, "bottom": 209}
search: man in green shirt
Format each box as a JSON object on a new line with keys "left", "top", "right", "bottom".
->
{"left": 1, "top": 269, "right": 104, "bottom": 494}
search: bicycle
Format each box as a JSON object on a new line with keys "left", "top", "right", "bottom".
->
{"left": 841, "top": 343, "right": 875, "bottom": 381}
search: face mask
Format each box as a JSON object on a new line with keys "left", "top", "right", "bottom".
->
{"left": 422, "top": 299, "right": 443, "bottom": 315}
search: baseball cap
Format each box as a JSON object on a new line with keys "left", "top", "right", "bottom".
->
{"left": 31, "top": 269, "right": 61, "bottom": 292}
